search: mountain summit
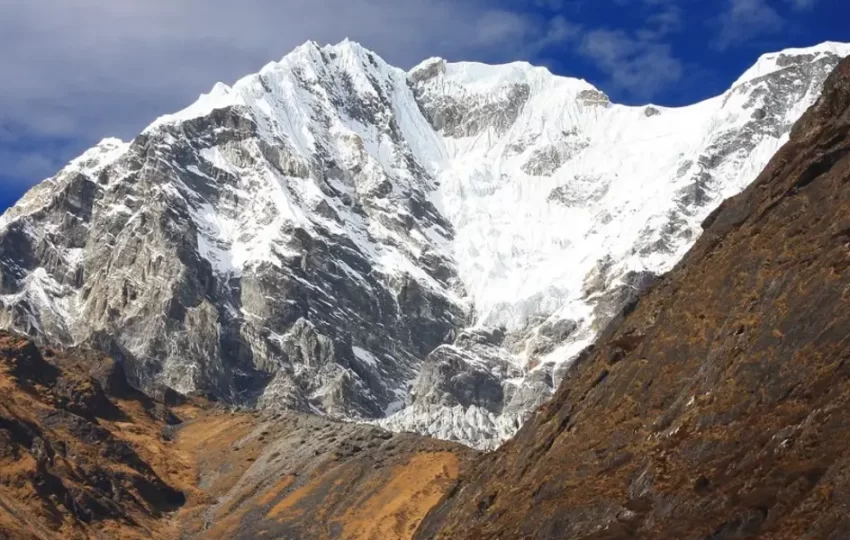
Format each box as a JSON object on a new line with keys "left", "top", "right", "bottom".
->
{"left": 1, "top": 40, "right": 848, "bottom": 448}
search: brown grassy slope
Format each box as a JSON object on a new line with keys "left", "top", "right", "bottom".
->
{"left": 0, "top": 333, "right": 188, "bottom": 540}
{"left": 172, "top": 408, "right": 475, "bottom": 540}
{"left": 0, "top": 332, "right": 477, "bottom": 540}
{"left": 416, "top": 56, "right": 850, "bottom": 540}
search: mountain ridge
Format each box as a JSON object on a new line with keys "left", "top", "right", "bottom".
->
{"left": 1, "top": 39, "right": 848, "bottom": 449}
{"left": 415, "top": 51, "right": 850, "bottom": 540}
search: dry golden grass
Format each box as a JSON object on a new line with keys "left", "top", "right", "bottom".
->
{"left": 339, "top": 452, "right": 459, "bottom": 540}
{"left": 0, "top": 334, "right": 474, "bottom": 540}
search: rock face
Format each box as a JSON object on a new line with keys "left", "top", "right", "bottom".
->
{"left": 0, "top": 43, "right": 467, "bottom": 422}
{"left": 378, "top": 329, "right": 526, "bottom": 449}
{"left": 1, "top": 40, "right": 849, "bottom": 448}
{"left": 416, "top": 56, "right": 850, "bottom": 538}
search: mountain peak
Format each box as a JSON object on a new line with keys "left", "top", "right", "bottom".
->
{"left": 418, "top": 53, "right": 850, "bottom": 539}
{"left": 1, "top": 40, "right": 848, "bottom": 450}
{"left": 147, "top": 38, "right": 399, "bottom": 134}
{"left": 732, "top": 41, "right": 850, "bottom": 88}
{"left": 67, "top": 137, "right": 129, "bottom": 176}
{"left": 410, "top": 55, "right": 595, "bottom": 99}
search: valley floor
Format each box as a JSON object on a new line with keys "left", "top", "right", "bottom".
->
{"left": 0, "top": 332, "right": 477, "bottom": 540}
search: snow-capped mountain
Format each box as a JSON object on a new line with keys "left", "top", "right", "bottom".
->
{"left": 1, "top": 40, "right": 848, "bottom": 448}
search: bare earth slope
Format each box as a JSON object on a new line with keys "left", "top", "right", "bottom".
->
{"left": 174, "top": 411, "right": 476, "bottom": 540}
{"left": 0, "top": 332, "right": 476, "bottom": 540}
{"left": 416, "top": 56, "right": 850, "bottom": 540}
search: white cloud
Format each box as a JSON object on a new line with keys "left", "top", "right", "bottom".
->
{"left": 714, "top": 0, "right": 785, "bottom": 50}
{"left": 0, "top": 1, "right": 564, "bottom": 143}
{"left": 580, "top": 29, "right": 683, "bottom": 99}
{"left": 475, "top": 10, "right": 536, "bottom": 45}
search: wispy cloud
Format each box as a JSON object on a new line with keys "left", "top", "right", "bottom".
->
{"left": 0, "top": 0, "right": 573, "bottom": 186}
{"left": 713, "top": 0, "right": 785, "bottom": 50}
{"left": 580, "top": 29, "right": 683, "bottom": 99}
{"left": 564, "top": 0, "right": 685, "bottom": 99}
{"left": 0, "top": 148, "right": 58, "bottom": 183}
{"left": 472, "top": 9, "right": 579, "bottom": 53}
{"left": 639, "top": 0, "right": 684, "bottom": 40}
{"left": 0, "top": 0, "right": 519, "bottom": 140}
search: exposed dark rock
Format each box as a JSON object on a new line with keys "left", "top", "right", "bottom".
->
{"left": 0, "top": 67, "right": 468, "bottom": 420}
{"left": 577, "top": 89, "right": 611, "bottom": 107}
{"left": 412, "top": 345, "right": 507, "bottom": 414}
{"left": 412, "top": 76, "right": 531, "bottom": 137}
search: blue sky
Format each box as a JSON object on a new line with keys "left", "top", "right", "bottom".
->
{"left": 1, "top": 0, "right": 847, "bottom": 212}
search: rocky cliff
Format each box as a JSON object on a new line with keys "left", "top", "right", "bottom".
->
{"left": 415, "top": 55, "right": 850, "bottom": 539}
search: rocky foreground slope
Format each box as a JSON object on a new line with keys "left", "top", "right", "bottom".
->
{"left": 0, "top": 332, "right": 475, "bottom": 540}
{"left": 1, "top": 41, "right": 848, "bottom": 447}
{"left": 415, "top": 56, "right": 850, "bottom": 539}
